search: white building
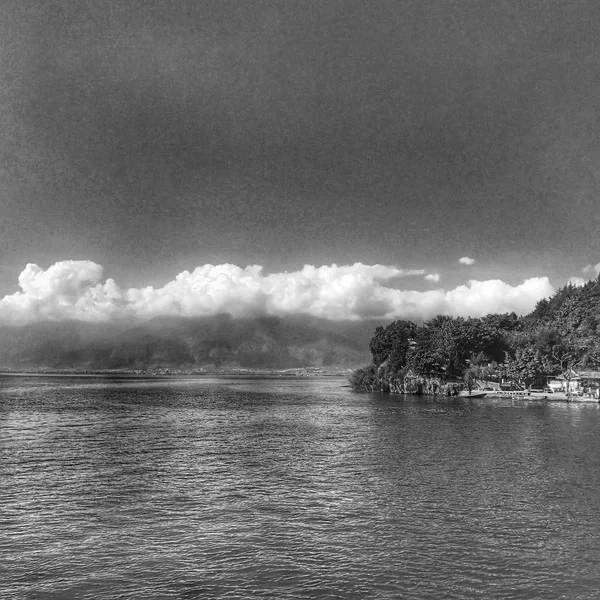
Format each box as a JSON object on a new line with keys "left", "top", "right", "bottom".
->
{"left": 547, "top": 370, "right": 600, "bottom": 396}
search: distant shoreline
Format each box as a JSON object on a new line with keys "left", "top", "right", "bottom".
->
{"left": 0, "top": 368, "right": 350, "bottom": 379}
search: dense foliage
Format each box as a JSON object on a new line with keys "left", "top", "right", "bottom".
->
{"left": 351, "top": 278, "right": 600, "bottom": 394}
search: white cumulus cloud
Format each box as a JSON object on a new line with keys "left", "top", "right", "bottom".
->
{"left": 0, "top": 260, "right": 555, "bottom": 325}
{"left": 568, "top": 277, "right": 586, "bottom": 287}
{"left": 0, "top": 261, "right": 126, "bottom": 324}
{"left": 425, "top": 273, "right": 440, "bottom": 282}
{"left": 582, "top": 263, "right": 600, "bottom": 277}
{"left": 459, "top": 256, "right": 476, "bottom": 265}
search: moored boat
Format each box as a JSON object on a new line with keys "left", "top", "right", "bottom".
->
{"left": 458, "top": 390, "right": 487, "bottom": 398}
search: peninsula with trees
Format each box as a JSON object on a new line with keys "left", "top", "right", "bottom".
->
{"left": 349, "top": 277, "right": 600, "bottom": 397}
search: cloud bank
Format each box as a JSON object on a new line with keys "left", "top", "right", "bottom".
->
{"left": 583, "top": 263, "right": 600, "bottom": 277}
{"left": 0, "top": 260, "right": 555, "bottom": 325}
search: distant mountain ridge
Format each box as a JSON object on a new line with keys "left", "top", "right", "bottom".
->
{"left": 0, "top": 314, "right": 382, "bottom": 371}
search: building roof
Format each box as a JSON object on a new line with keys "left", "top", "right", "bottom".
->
{"left": 577, "top": 370, "right": 600, "bottom": 380}
{"left": 550, "top": 370, "right": 600, "bottom": 381}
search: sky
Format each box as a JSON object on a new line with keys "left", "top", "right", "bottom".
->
{"left": 1, "top": 0, "right": 599, "bottom": 324}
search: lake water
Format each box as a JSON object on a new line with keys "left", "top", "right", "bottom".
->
{"left": 1, "top": 375, "right": 600, "bottom": 599}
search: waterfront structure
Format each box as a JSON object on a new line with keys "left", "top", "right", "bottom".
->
{"left": 547, "top": 370, "right": 600, "bottom": 397}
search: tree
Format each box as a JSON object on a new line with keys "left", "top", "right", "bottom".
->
{"left": 355, "top": 279, "right": 600, "bottom": 397}
{"left": 347, "top": 364, "right": 378, "bottom": 391}
{"left": 502, "top": 347, "right": 549, "bottom": 389}
{"left": 463, "top": 366, "right": 478, "bottom": 393}
{"left": 369, "top": 320, "right": 416, "bottom": 369}
{"left": 407, "top": 325, "right": 447, "bottom": 378}
{"left": 533, "top": 326, "right": 599, "bottom": 396}
{"left": 549, "top": 342, "right": 592, "bottom": 397}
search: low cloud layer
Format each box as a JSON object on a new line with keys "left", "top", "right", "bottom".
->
{"left": 569, "top": 262, "right": 600, "bottom": 287}
{"left": 0, "top": 260, "right": 555, "bottom": 325}
{"left": 583, "top": 263, "right": 600, "bottom": 277}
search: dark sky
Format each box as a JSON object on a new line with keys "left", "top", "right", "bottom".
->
{"left": 1, "top": 0, "right": 599, "bottom": 295}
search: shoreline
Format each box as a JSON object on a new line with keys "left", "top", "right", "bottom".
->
{"left": 481, "top": 390, "right": 599, "bottom": 402}
{"left": 0, "top": 368, "right": 350, "bottom": 379}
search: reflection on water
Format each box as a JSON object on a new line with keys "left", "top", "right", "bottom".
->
{"left": 2, "top": 376, "right": 600, "bottom": 599}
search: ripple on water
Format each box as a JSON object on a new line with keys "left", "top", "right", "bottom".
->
{"left": 2, "top": 376, "right": 600, "bottom": 599}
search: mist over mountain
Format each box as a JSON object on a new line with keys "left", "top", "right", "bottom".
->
{"left": 0, "top": 314, "right": 381, "bottom": 371}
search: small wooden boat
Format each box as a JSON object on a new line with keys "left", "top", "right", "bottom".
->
{"left": 458, "top": 390, "right": 487, "bottom": 398}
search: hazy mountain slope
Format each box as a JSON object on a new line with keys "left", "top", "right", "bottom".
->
{"left": 0, "top": 314, "right": 381, "bottom": 370}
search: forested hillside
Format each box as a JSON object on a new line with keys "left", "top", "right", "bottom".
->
{"left": 351, "top": 277, "right": 600, "bottom": 394}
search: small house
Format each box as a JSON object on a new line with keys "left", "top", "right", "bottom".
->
{"left": 577, "top": 370, "right": 600, "bottom": 397}
{"left": 547, "top": 369, "right": 600, "bottom": 395}
{"left": 546, "top": 369, "right": 582, "bottom": 392}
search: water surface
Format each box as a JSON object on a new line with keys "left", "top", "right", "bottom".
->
{"left": 2, "top": 375, "right": 600, "bottom": 599}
